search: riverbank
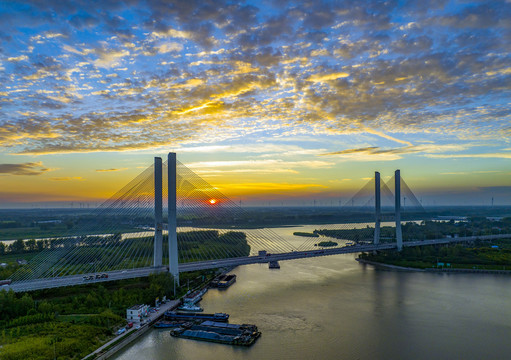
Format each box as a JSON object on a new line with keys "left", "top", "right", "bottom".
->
{"left": 356, "top": 258, "right": 425, "bottom": 271}
{"left": 83, "top": 268, "right": 234, "bottom": 359}
{"left": 357, "top": 258, "right": 511, "bottom": 274}
{"left": 83, "top": 299, "right": 180, "bottom": 360}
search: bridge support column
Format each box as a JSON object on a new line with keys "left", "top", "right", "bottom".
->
{"left": 374, "top": 171, "right": 380, "bottom": 245}
{"left": 154, "top": 157, "right": 163, "bottom": 267}
{"left": 168, "top": 152, "right": 179, "bottom": 286}
{"left": 395, "top": 169, "right": 403, "bottom": 251}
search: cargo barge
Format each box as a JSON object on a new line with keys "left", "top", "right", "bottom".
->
{"left": 170, "top": 321, "right": 261, "bottom": 346}
{"left": 153, "top": 320, "right": 191, "bottom": 329}
{"left": 164, "top": 311, "right": 229, "bottom": 322}
{"left": 210, "top": 274, "right": 236, "bottom": 288}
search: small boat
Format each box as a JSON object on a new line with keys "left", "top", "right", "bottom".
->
{"left": 178, "top": 303, "right": 204, "bottom": 312}
{"left": 269, "top": 261, "right": 280, "bottom": 269}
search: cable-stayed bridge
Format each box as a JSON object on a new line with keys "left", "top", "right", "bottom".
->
{"left": 5, "top": 153, "right": 508, "bottom": 292}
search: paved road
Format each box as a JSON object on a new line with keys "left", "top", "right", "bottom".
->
{"left": 6, "top": 234, "right": 510, "bottom": 293}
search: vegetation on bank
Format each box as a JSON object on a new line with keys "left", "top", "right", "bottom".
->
{"left": 315, "top": 241, "right": 338, "bottom": 247}
{"left": 0, "top": 271, "right": 214, "bottom": 360}
{"left": 315, "top": 217, "right": 511, "bottom": 243}
{"left": 293, "top": 232, "right": 319, "bottom": 237}
{"left": 0, "top": 230, "right": 250, "bottom": 281}
{"left": 0, "top": 228, "right": 248, "bottom": 359}
{"left": 359, "top": 239, "right": 511, "bottom": 270}
{"left": 176, "top": 230, "right": 250, "bottom": 262}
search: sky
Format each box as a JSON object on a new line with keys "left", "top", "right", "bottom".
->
{"left": 0, "top": 0, "right": 510, "bottom": 207}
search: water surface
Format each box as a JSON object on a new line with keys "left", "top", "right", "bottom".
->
{"left": 113, "top": 253, "right": 511, "bottom": 360}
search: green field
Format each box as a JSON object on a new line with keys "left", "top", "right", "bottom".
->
{"left": 0, "top": 271, "right": 215, "bottom": 360}
{"left": 359, "top": 240, "right": 511, "bottom": 270}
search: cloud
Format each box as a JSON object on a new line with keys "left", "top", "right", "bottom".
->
{"left": 196, "top": 168, "right": 299, "bottom": 175}
{"left": 0, "top": 0, "right": 510, "bottom": 157}
{"left": 49, "top": 176, "right": 84, "bottom": 181}
{"left": 93, "top": 48, "right": 130, "bottom": 68}
{"left": 7, "top": 55, "right": 28, "bottom": 62}
{"left": 306, "top": 72, "right": 350, "bottom": 82}
{"left": 321, "top": 143, "right": 476, "bottom": 161}
{"left": 155, "top": 42, "right": 183, "bottom": 54}
{"left": 362, "top": 128, "right": 413, "bottom": 146}
{"left": 215, "top": 182, "right": 328, "bottom": 192}
{"left": 0, "top": 162, "right": 51, "bottom": 175}
{"left": 95, "top": 168, "right": 128, "bottom": 172}
{"left": 186, "top": 159, "right": 334, "bottom": 170}
{"left": 426, "top": 153, "right": 511, "bottom": 159}
{"left": 175, "top": 144, "right": 326, "bottom": 157}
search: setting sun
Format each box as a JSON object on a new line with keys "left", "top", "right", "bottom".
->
{"left": 209, "top": 199, "right": 217, "bottom": 205}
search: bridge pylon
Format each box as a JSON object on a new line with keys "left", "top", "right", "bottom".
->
{"left": 374, "top": 171, "right": 381, "bottom": 245}
{"left": 168, "top": 152, "right": 179, "bottom": 286}
{"left": 395, "top": 169, "right": 403, "bottom": 251}
{"left": 154, "top": 157, "right": 163, "bottom": 267}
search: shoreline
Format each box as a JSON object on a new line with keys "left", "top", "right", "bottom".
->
{"left": 356, "top": 258, "right": 425, "bottom": 272}
{"left": 356, "top": 258, "right": 511, "bottom": 274}
{"left": 83, "top": 267, "right": 236, "bottom": 360}
{"left": 82, "top": 299, "right": 180, "bottom": 360}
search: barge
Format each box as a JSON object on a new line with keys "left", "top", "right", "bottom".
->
{"left": 165, "top": 311, "right": 229, "bottom": 322}
{"left": 211, "top": 274, "right": 236, "bottom": 288}
{"left": 170, "top": 321, "right": 261, "bottom": 346}
{"left": 153, "top": 320, "right": 191, "bottom": 329}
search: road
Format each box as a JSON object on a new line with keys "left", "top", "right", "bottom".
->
{"left": 6, "top": 234, "right": 510, "bottom": 293}
{"left": 82, "top": 298, "right": 180, "bottom": 360}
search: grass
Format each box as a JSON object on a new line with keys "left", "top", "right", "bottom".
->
{"left": 0, "top": 253, "right": 39, "bottom": 265}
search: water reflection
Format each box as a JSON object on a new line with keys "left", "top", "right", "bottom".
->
{"left": 114, "top": 253, "right": 511, "bottom": 360}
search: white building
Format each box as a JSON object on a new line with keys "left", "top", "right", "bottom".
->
{"left": 127, "top": 304, "right": 148, "bottom": 321}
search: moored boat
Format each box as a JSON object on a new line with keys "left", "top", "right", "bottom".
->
{"left": 183, "top": 287, "right": 208, "bottom": 304}
{"left": 153, "top": 320, "right": 189, "bottom": 329}
{"left": 169, "top": 321, "right": 261, "bottom": 346}
{"left": 178, "top": 303, "right": 204, "bottom": 312}
{"left": 165, "top": 311, "right": 229, "bottom": 322}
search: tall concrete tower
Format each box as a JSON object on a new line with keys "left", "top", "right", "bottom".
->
{"left": 374, "top": 171, "right": 381, "bottom": 245}
{"left": 395, "top": 169, "right": 403, "bottom": 251}
{"left": 168, "top": 152, "right": 179, "bottom": 285}
{"left": 153, "top": 157, "right": 163, "bottom": 267}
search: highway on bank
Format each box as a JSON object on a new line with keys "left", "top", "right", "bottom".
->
{"left": 6, "top": 234, "right": 511, "bottom": 293}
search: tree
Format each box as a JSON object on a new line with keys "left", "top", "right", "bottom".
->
{"left": 25, "top": 239, "right": 37, "bottom": 252}
{"left": 10, "top": 239, "right": 25, "bottom": 254}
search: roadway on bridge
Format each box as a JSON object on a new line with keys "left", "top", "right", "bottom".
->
{"left": 6, "top": 234, "right": 510, "bottom": 293}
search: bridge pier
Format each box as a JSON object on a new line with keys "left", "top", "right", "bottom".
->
{"left": 168, "top": 152, "right": 179, "bottom": 286}
{"left": 395, "top": 169, "right": 403, "bottom": 251}
{"left": 374, "top": 171, "right": 381, "bottom": 245}
{"left": 154, "top": 157, "right": 163, "bottom": 267}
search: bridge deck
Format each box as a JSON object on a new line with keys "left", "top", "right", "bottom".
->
{"left": 5, "top": 234, "right": 509, "bottom": 293}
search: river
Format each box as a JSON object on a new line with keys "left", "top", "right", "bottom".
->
{"left": 112, "top": 249, "right": 511, "bottom": 359}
